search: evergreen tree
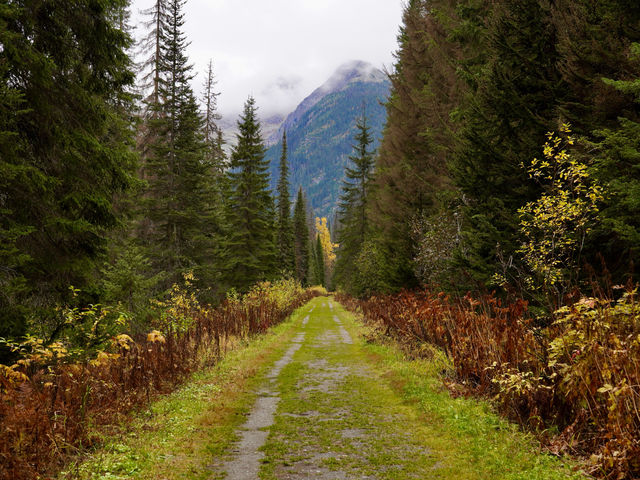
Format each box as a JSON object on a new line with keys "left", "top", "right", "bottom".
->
{"left": 138, "top": 0, "right": 168, "bottom": 108}
{"left": 140, "top": 0, "right": 212, "bottom": 291}
{"left": 369, "top": 0, "right": 458, "bottom": 291}
{"left": 308, "top": 239, "right": 317, "bottom": 285}
{"left": 202, "top": 60, "right": 222, "bottom": 149}
{"left": 335, "top": 111, "right": 375, "bottom": 293}
{"left": 112, "top": 0, "right": 133, "bottom": 33}
{"left": 201, "top": 60, "right": 226, "bottom": 187}
{"left": 201, "top": 60, "right": 227, "bottom": 199}
{"left": 293, "top": 188, "right": 310, "bottom": 285}
{"left": 224, "top": 96, "right": 277, "bottom": 291}
{"left": 136, "top": 0, "right": 168, "bottom": 191}
{"left": 0, "top": 12, "right": 31, "bottom": 347}
{"left": 100, "top": 243, "right": 160, "bottom": 317}
{"left": 195, "top": 59, "right": 227, "bottom": 299}
{"left": 313, "top": 235, "right": 325, "bottom": 287}
{"left": 0, "top": 0, "right": 137, "bottom": 347}
{"left": 276, "top": 132, "right": 295, "bottom": 273}
{"left": 591, "top": 115, "right": 640, "bottom": 281}
{"left": 451, "top": 0, "right": 563, "bottom": 291}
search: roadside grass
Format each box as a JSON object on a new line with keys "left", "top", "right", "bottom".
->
{"left": 59, "top": 302, "right": 313, "bottom": 480}
{"left": 330, "top": 300, "right": 587, "bottom": 480}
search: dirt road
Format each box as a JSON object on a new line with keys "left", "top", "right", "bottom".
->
{"left": 219, "top": 297, "right": 455, "bottom": 479}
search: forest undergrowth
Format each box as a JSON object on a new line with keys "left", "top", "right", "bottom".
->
{"left": 336, "top": 288, "right": 640, "bottom": 479}
{"left": 0, "top": 279, "right": 319, "bottom": 480}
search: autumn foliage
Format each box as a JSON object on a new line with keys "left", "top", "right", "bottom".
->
{"left": 336, "top": 289, "right": 640, "bottom": 479}
{"left": 0, "top": 280, "right": 318, "bottom": 480}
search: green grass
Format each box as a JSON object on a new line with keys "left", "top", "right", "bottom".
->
{"left": 257, "top": 298, "right": 586, "bottom": 479}
{"left": 334, "top": 300, "right": 587, "bottom": 479}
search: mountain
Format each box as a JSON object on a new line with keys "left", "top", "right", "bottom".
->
{"left": 219, "top": 112, "right": 285, "bottom": 151}
{"left": 265, "top": 60, "right": 390, "bottom": 221}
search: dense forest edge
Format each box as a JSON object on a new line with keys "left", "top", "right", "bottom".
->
{"left": 330, "top": 1, "right": 640, "bottom": 478}
{"left": 1, "top": 0, "right": 639, "bottom": 478}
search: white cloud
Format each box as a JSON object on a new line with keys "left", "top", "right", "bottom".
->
{"left": 131, "top": 0, "right": 403, "bottom": 119}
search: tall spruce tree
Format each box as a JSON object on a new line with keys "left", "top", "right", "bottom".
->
{"left": 335, "top": 111, "right": 375, "bottom": 294}
{"left": 293, "top": 188, "right": 310, "bottom": 285}
{"left": 202, "top": 60, "right": 223, "bottom": 152}
{"left": 276, "top": 132, "right": 295, "bottom": 273}
{"left": 590, "top": 108, "right": 640, "bottom": 283}
{"left": 369, "top": 0, "right": 458, "bottom": 291}
{"left": 224, "top": 96, "right": 277, "bottom": 291}
{"left": 194, "top": 60, "right": 227, "bottom": 299}
{"left": 0, "top": 0, "right": 137, "bottom": 347}
{"left": 140, "top": 0, "right": 212, "bottom": 290}
{"left": 0, "top": 12, "right": 31, "bottom": 346}
{"left": 139, "top": 0, "right": 168, "bottom": 108}
{"left": 313, "top": 235, "right": 325, "bottom": 287}
{"left": 136, "top": 0, "right": 169, "bottom": 199}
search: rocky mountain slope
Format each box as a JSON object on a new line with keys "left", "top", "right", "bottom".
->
{"left": 265, "top": 60, "right": 390, "bottom": 220}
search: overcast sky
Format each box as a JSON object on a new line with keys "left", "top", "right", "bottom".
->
{"left": 130, "top": 0, "right": 404, "bottom": 120}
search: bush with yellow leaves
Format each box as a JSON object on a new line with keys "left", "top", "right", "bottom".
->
{"left": 547, "top": 290, "right": 640, "bottom": 476}
{"left": 517, "top": 124, "right": 605, "bottom": 305}
{"left": 152, "top": 272, "right": 206, "bottom": 335}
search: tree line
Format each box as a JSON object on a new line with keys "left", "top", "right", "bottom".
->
{"left": 333, "top": 0, "right": 640, "bottom": 307}
{"left": 0, "top": 0, "right": 325, "bottom": 361}
{"left": 5, "top": 0, "right": 638, "bottom": 356}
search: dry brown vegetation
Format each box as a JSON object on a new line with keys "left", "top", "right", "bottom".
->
{"left": 0, "top": 283, "right": 318, "bottom": 480}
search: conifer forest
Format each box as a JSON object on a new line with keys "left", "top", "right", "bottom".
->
{"left": 1, "top": 1, "right": 640, "bottom": 479}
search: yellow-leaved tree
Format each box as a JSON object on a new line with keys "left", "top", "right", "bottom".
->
{"left": 517, "top": 124, "right": 604, "bottom": 303}
{"left": 316, "top": 217, "right": 337, "bottom": 287}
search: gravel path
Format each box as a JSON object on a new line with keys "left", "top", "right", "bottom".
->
{"left": 222, "top": 333, "right": 306, "bottom": 480}
{"left": 218, "top": 297, "right": 440, "bottom": 479}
